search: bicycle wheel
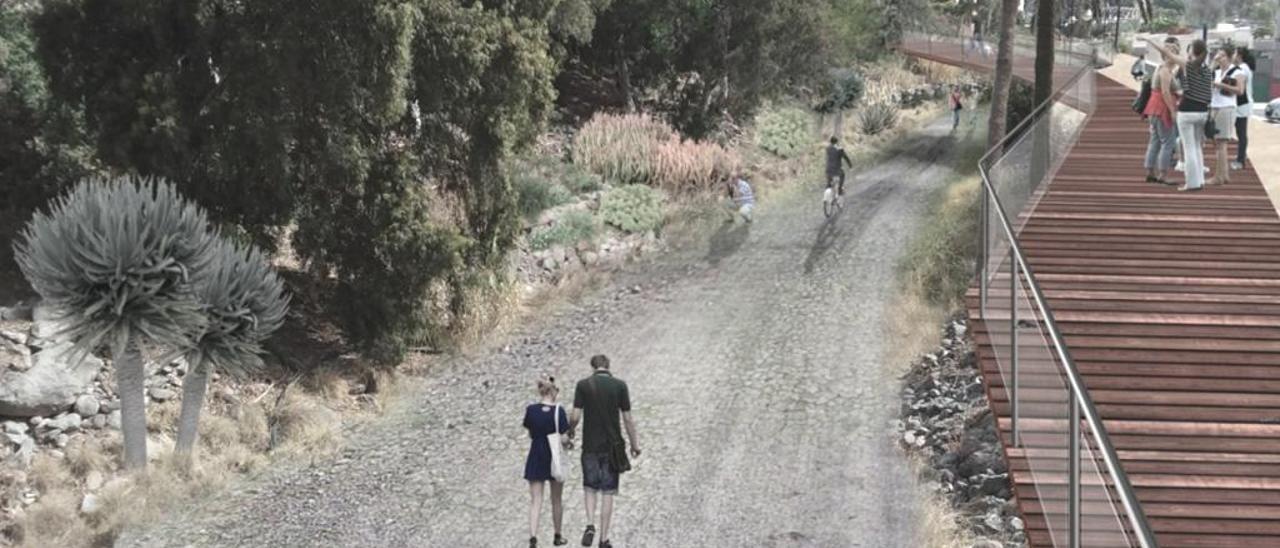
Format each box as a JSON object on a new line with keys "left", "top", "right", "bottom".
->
{"left": 822, "top": 187, "right": 835, "bottom": 218}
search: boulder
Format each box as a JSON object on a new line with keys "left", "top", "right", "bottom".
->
{"left": 0, "top": 342, "right": 104, "bottom": 417}
{"left": 0, "top": 338, "right": 32, "bottom": 372}
{"left": 107, "top": 410, "right": 122, "bottom": 430}
{"left": 74, "top": 395, "right": 100, "bottom": 417}
{"left": 45, "top": 413, "right": 82, "bottom": 433}
{"left": 0, "top": 305, "right": 34, "bottom": 321}
{"left": 149, "top": 387, "right": 176, "bottom": 402}
{"left": 80, "top": 493, "right": 101, "bottom": 515}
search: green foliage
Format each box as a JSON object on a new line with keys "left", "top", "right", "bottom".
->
{"left": 188, "top": 238, "right": 289, "bottom": 379}
{"left": 0, "top": 8, "right": 97, "bottom": 227}
{"left": 1006, "top": 80, "right": 1037, "bottom": 133}
{"left": 815, "top": 68, "right": 866, "bottom": 114}
{"left": 600, "top": 184, "right": 664, "bottom": 234}
{"left": 530, "top": 210, "right": 599, "bottom": 250}
{"left": 516, "top": 174, "right": 574, "bottom": 221}
{"left": 754, "top": 103, "right": 812, "bottom": 158}
{"left": 857, "top": 102, "right": 900, "bottom": 136}
{"left": 36, "top": 0, "right": 562, "bottom": 364}
{"left": 563, "top": 167, "right": 605, "bottom": 194}
{"left": 565, "top": 0, "right": 829, "bottom": 137}
{"left": 14, "top": 176, "right": 218, "bottom": 358}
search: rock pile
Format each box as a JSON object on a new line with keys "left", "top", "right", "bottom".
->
{"left": 898, "top": 316, "right": 1026, "bottom": 547}
{"left": 0, "top": 305, "right": 192, "bottom": 468}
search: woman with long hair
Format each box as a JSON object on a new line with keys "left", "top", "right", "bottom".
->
{"left": 1144, "top": 41, "right": 1182, "bottom": 185}
{"left": 523, "top": 377, "right": 570, "bottom": 547}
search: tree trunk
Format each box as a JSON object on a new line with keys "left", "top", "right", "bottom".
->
{"left": 988, "top": 0, "right": 1020, "bottom": 149}
{"left": 616, "top": 36, "right": 635, "bottom": 113}
{"left": 1034, "top": 0, "right": 1056, "bottom": 106}
{"left": 115, "top": 344, "right": 148, "bottom": 469}
{"left": 175, "top": 361, "right": 211, "bottom": 461}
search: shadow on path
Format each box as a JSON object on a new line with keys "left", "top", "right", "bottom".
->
{"left": 706, "top": 221, "right": 751, "bottom": 266}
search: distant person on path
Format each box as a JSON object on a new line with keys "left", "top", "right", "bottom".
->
{"left": 1233, "top": 47, "right": 1255, "bottom": 171}
{"left": 1143, "top": 40, "right": 1181, "bottom": 185}
{"left": 1147, "top": 37, "right": 1212, "bottom": 192}
{"left": 568, "top": 355, "right": 641, "bottom": 548}
{"left": 970, "top": 14, "right": 987, "bottom": 58}
{"left": 826, "top": 137, "right": 853, "bottom": 196}
{"left": 950, "top": 86, "right": 964, "bottom": 131}
{"left": 725, "top": 173, "right": 755, "bottom": 223}
{"left": 524, "top": 377, "right": 571, "bottom": 547}
{"left": 1210, "top": 45, "right": 1244, "bottom": 186}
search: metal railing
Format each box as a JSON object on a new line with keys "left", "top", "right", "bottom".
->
{"left": 974, "top": 45, "right": 1158, "bottom": 548}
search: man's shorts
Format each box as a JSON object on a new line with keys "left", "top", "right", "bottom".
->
{"left": 1211, "top": 107, "right": 1236, "bottom": 141}
{"left": 582, "top": 452, "right": 619, "bottom": 494}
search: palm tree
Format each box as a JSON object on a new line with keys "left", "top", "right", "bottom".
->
{"left": 176, "top": 239, "right": 288, "bottom": 463}
{"left": 16, "top": 176, "right": 217, "bottom": 469}
{"left": 988, "top": 0, "right": 1021, "bottom": 148}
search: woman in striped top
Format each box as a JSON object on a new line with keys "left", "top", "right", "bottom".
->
{"left": 1147, "top": 38, "right": 1212, "bottom": 192}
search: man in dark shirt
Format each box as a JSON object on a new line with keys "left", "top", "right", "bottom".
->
{"left": 825, "top": 137, "right": 853, "bottom": 196}
{"left": 569, "top": 355, "right": 640, "bottom": 548}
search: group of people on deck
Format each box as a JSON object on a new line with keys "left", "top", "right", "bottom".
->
{"left": 1141, "top": 36, "right": 1255, "bottom": 192}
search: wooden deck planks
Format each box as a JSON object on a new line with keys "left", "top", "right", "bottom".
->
{"left": 900, "top": 40, "right": 1280, "bottom": 547}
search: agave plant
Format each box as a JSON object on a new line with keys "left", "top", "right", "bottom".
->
{"left": 15, "top": 176, "right": 218, "bottom": 469}
{"left": 177, "top": 238, "right": 288, "bottom": 461}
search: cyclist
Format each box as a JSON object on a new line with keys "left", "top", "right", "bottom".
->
{"left": 825, "top": 137, "right": 852, "bottom": 196}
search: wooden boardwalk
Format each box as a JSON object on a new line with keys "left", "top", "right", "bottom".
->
{"left": 901, "top": 41, "right": 1280, "bottom": 547}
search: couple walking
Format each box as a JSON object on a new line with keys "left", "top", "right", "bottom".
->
{"left": 523, "top": 355, "right": 641, "bottom": 548}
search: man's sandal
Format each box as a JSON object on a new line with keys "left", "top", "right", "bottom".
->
{"left": 581, "top": 525, "right": 595, "bottom": 547}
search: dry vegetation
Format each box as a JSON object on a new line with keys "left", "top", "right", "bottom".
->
{"left": 2, "top": 374, "right": 388, "bottom": 548}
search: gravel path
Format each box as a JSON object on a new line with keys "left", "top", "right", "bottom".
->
{"left": 122, "top": 115, "right": 970, "bottom": 547}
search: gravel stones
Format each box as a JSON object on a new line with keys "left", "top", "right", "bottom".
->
{"left": 899, "top": 316, "right": 1024, "bottom": 547}
{"left": 75, "top": 394, "right": 101, "bottom": 417}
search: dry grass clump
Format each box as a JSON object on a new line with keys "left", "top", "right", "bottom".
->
{"left": 572, "top": 113, "right": 675, "bottom": 184}
{"left": 573, "top": 113, "right": 738, "bottom": 192}
{"left": 6, "top": 374, "right": 355, "bottom": 547}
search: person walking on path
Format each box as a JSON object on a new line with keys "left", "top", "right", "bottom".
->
{"left": 568, "top": 355, "right": 641, "bottom": 548}
{"left": 524, "top": 377, "right": 571, "bottom": 547}
{"left": 1143, "top": 40, "right": 1181, "bottom": 185}
{"left": 950, "top": 86, "right": 964, "bottom": 131}
{"left": 1147, "top": 37, "right": 1212, "bottom": 192}
{"left": 1209, "top": 46, "right": 1244, "bottom": 186}
{"left": 826, "top": 137, "right": 853, "bottom": 196}
{"left": 1232, "top": 47, "right": 1255, "bottom": 171}
{"left": 970, "top": 13, "right": 987, "bottom": 58}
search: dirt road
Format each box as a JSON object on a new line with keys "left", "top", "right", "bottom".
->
{"left": 122, "top": 115, "right": 975, "bottom": 547}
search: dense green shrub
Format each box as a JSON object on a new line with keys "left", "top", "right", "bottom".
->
{"left": 754, "top": 104, "right": 812, "bottom": 158}
{"left": 857, "top": 102, "right": 899, "bottom": 136}
{"left": 530, "top": 210, "right": 599, "bottom": 250}
{"left": 515, "top": 173, "right": 573, "bottom": 220}
{"left": 815, "top": 68, "right": 866, "bottom": 114}
{"left": 600, "top": 185, "right": 664, "bottom": 234}
{"left": 562, "top": 166, "right": 604, "bottom": 194}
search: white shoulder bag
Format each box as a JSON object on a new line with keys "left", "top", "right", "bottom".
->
{"left": 547, "top": 404, "right": 568, "bottom": 482}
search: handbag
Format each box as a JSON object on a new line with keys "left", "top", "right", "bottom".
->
{"left": 548, "top": 404, "right": 568, "bottom": 482}
{"left": 1205, "top": 116, "right": 1217, "bottom": 139}
{"left": 1132, "top": 76, "right": 1152, "bottom": 115}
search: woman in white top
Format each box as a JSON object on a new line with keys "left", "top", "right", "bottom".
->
{"left": 1209, "top": 46, "right": 1245, "bottom": 186}
{"left": 1233, "top": 47, "right": 1255, "bottom": 170}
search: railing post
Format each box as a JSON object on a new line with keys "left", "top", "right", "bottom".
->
{"left": 980, "top": 187, "right": 988, "bottom": 314}
{"left": 1010, "top": 254, "right": 1019, "bottom": 445}
{"left": 1070, "top": 396, "right": 1082, "bottom": 548}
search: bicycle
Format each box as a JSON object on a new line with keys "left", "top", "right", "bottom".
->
{"left": 823, "top": 175, "right": 844, "bottom": 218}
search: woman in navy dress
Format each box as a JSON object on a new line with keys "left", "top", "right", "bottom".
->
{"left": 524, "top": 377, "right": 570, "bottom": 547}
